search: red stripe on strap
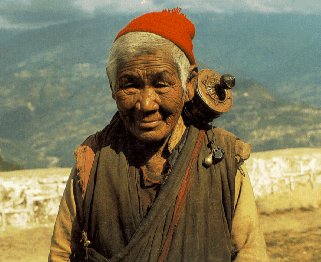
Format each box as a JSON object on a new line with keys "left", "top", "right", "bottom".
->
{"left": 158, "top": 130, "right": 205, "bottom": 262}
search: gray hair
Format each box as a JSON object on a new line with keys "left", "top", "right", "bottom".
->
{"left": 106, "top": 32, "right": 191, "bottom": 92}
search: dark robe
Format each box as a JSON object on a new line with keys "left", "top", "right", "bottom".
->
{"left": 72, "top": 114, "right": 237, "bottom": 262}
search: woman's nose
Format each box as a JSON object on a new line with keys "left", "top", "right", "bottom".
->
{"left": 135, "top": 87, "right": 159, "bottom": 112}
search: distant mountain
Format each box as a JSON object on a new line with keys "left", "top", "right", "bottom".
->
{"left": 215, "top": 79, "right": 321, "bottom": 151}
{"left": 1, "top": 13, "right": 320, "bottom": 105}
{"left": 0, "top": 13, "right": 320, "bottom": 169}
{"left": 191, "top": 13, "right": 321, "bottom": 105}
{"left": 0, "top": 154, "right": 23, "bottom": 171}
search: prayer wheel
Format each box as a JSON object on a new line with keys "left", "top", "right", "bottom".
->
{"left": 183, "top": 69, "right": 235, "bottom": 126}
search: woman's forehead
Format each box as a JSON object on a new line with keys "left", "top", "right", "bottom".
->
{"left": 116, "top": 52, "right": 179, "bottom": 75}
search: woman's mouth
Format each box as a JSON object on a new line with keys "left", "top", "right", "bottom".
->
{"left": 136, "top": 119, "right": 161, "bottom": 129}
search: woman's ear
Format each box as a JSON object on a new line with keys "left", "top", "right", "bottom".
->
{"left": 184, "top": 65, "right": 198, "bottom": 102}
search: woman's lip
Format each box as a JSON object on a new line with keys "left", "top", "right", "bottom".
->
{"left": 136, "top": 120, "right": 160, "bottom": 128}
{"left": 140, "top": 118, "right": 161, "bottom": 123}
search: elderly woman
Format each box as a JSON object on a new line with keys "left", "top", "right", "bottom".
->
{"left": 49, "top": 9, "right": 268, "bottom": 262}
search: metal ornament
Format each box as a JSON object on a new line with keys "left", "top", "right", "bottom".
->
{"left": 213, "top": 146, "right": 225, "bottom": 161}
{"left": 202, "top": 130, "right": 225, "bottom": 167}
{"left": 203, "top": 152, "right": 214, "bottom": 167}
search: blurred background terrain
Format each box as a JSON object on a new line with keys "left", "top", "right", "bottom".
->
{"left": 0, "top": 7, "right": 320, "bottom": 169}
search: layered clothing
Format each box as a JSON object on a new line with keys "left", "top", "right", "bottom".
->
{"left": 49, "top": 114, "right": 268, "bottom": 262}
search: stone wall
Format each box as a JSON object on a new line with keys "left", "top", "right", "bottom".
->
{"left": 1, "top": 148, "right": 321, "bottom": 228}
{"left": 246, "top": 148, "right": 321, "bottom": 213}
{"left": 0, "top": 169, "right": 69, "bottom": 229}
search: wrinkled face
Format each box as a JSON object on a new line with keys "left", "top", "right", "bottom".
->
{"left": 114, "top": 51, "right": 187, "bottom": 142}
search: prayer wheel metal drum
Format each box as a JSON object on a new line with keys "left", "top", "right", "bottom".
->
{"left": 183, "top": 69, "right": 234, "bottom": 125}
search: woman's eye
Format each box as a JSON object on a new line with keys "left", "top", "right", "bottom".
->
{"left": 123, "top": 82, "right": 136, "bottom": 88}
{"left": 154, "top": 82, "right": 169, "bottom": 88}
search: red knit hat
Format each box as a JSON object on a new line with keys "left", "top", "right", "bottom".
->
{"left": 115, "top": 8, "right": 196, "bottom": 64}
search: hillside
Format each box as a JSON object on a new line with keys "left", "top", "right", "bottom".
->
{"left": 0, "top": 154, "right": 22, "bottom": 171}
{"left": 1, "top": 13, "right": 320, "bottom": 102}
{"left": 215, "top": 80, "right": 321, "bottom": 151}
{"left": 0, "top": 13, "right": 320, "bottom": 169}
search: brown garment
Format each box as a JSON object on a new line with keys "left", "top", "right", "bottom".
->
{"left": 73, "top": 123, "right": 233, "bottom": 261}
{"left": 49, "top": 117, "right": 269, "bottom": 262}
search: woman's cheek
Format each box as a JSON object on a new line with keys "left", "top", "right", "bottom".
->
{"left": 160, "top": 94, "right": 184, "bottom": 112}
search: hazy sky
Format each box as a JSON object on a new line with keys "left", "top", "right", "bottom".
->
{"left": 1, "top": 0, "right": 321, "bottom": 29}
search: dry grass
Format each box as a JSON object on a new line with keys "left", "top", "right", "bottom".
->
{"left": 265, "top": 227, "right": 321, "bottom": 261}
{"left": 0, "top": 168, "right": 71, "bottom": 179}
{"left": 250, "top": 147, "right": 321, "bottom": 158}
{"left": 1, "top": 226, "right": 53, "bottom": 262}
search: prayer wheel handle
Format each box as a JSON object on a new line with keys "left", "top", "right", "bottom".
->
{"left": 183, "top": 69, "right": 235, "bottom": 126}
{"left": 221, "top": 74, "right": 235, "bottom": 89}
